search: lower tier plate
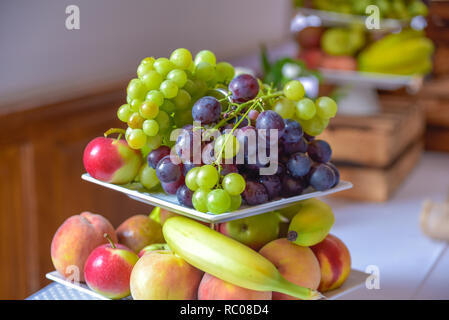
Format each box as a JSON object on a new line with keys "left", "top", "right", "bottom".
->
{"left": 82, "top": 173, "right": 353, "bottom": 223}
{"left": 46, "top": 269, "right": 367, "bottom": 300}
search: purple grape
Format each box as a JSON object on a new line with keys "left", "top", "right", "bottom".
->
{"left": 256, "top": 110, "right": 285, "bottom": 133}
{"left": 308, "top": 140, "right": 332, "bottom": 163}
{"left": 286, "top": 152, "right": 311, "bottom": 178}
{"left": 256, "top": 110, "right": 285, "bottom": 145}
{"left": 175, "top": 127, "right": 202, "bottom": 163}
{"left": 192, "top": 96, "right": 221, "bottom": 124}
{"left": 176, "top": 184, "right": 193, "bottom": 208}
{"left": 326, "top": 162, "right": 340, "bottom": 188}
{"left": 281, "top": 119, "right": 303, "bottom": 144}
{"left": 233, "top": 115, "right": 249, "bottom": 128}
{"left": 201, "top": 142, "right": 215, "bottom": 165}
{"left": 283, "top": 137, "right": 308, "bottom": 155}
{"left": 156, "top": 155, "right": 182, "bottom": 183}
{"left": 147, "top": 146, "right": 171, "bottom": 169}
{"left": 235, "top": 126, "right": 258, "bottom": 160}
{"left": 303, "top": 133, "right": 315, "bottom": 142}
{"left": 229, "top": 74, "right": 259, "bottom": 103}
{"left": 161, "top": 175, "right": 185, "bottom": 194}
{"left": 248, "top": 110, "right": 260, "bottom": 125}
{"left": 259, "top": 175, "right": 281, "bottom": 199}
{"left": 220, "top": 164, "right": 239, "bottom": 176}
{"left": 281, "top": 175, "right": 304, "bottom": 197}
{"left": 309, "top": 163, "right": 336, "bottom": 191}
{"left": 242, "top": 181, "right": 269, "bottom": 205}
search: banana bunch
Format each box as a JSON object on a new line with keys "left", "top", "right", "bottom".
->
{"left": 358, "top": 29, "right": 434, "bottom": 75}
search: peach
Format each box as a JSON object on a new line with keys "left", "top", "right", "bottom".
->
{"left": 50, "top": 212, "right": 117, "bottom": 282}
{"left": 130, "top": 250, "right": 203, "bottom": 300}
{"left": 259, "top": 238, "right": 321, "bottom": 300}
{"left": 198, "top": 273, "right": 272, "bottom": 300}
{"left": 310, "top": 234, "right": 351, "bottom": 292}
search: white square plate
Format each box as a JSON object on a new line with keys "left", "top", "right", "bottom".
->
{"left": 46, "top": 269, "right": 367, "bottom": 300}
{"left": 82, "top": 173, "right": 352, "bottom": 223}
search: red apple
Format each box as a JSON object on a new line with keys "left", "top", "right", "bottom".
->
{"left": 218, "top": 212, "right": 281, "bottom": 250}
{"left": 83, "top": 137, "right": 142, "bottom": 184}
{"left": 130, "top": 250, "right": 203, "bottom": 300}
{"left": 84, "top": 234, "right": 139, "bottom": 299}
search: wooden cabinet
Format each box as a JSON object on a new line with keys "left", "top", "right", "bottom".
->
{"left": 0, "top": 86, "right": 150, "bottom": 299}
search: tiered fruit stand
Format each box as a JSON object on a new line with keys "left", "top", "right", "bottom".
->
{"left": 44, "top": 173, "right": 368, "bottom": 300}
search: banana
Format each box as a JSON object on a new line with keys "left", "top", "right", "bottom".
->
{"left": 163, "top": 216, "right": 322, "bottom": 300}
{"left": 357, "top": 30, "right": 434, "bottom": 75}
{"left": 287, "top": 199, "right": 335, "bottom": 246}
{"left": 359, "top": 37, "right": 434, "bottom": 71}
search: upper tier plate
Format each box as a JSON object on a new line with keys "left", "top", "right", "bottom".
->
{"left": 82, "top": 173, "right": 352, "bottom": 223}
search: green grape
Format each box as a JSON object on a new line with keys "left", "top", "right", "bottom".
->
{"left": 192, "top": 188, "right": 210, "bottom": 212}
{"left": 127, "top": 128, "right": 147, "bottom": 149}
{"left": 214, "top": 134, "right": 239, "bottom": 160}
{"left": 173, "top": 89, "right": 191, "bottom": 110}
{"left": 130, "top": 99, "right": 143, "bottom": 112}
{"left": 155, "top": 110, "right": 170, "bottom": 132}
{"left": 139, "top": 101, "right": 159, "bottom": 119}
{"left": 215, "top": 62, "right": 235, "bottom": 83}
{"left": 166, "top": 69, "right": 187, "bottom": 88}
{"left": 153, "top": 57, "right": 174, "bottom": 77}
{"left": 141, "top": 57, "right": 155, "bottom": 65}
{"left": 160, "top": 80, "right": 178, "bottom": 99}
{"left": 173, "top": 110, "right": 193, "bottom": 128}
{"left": 196, "top": 165, "right": 219, "bottom": 190}
{"left": 185, "top": 167, "right": 200, "bottom": 191}
{"left": 126, "top": 95, "right": 132, "bottom": 104}
{"left": 127, "top": 112, "right": 145, "bottom": 129}
{"left": 283, "top": 80, "right": 305, "bottom": 101}
{"left": 296, "top": 98, "right": 316, "bottom": 120}
{"left": 146, "top": 90, "right": 164, "bottom": 107}
{"left": 206, "top": 189, "right": 231, "bottom": 214}
{"left": 222, "top": 173, "right": 246, "bottom": 196}
{"left": 139, "top": 163, "right": 160, "bottom": 190}
{"left": 193, "top": 79, "right": 208, "bottom": 98}
{"left": 160, "top": 99, "right": 175, "bottom": 113}
{"left": 117, "top": 104, "right": 133, "bottom": 122}
{"left": 125, "top": 127, "right": 133, "bottom": 140}
{"left": 229, "top": 194, "right": 242, "bottom": 211}
{"left": 183, "top": 79, "right": 197, "bottom": 96}
{"left": 127, "top": 78, "right": 147, "bottom": 100}
{"left": 273, "top": 98, "right": 295, "bottom": 119}
{"left": 170, "top": 48, "right": 192, "bottom": 70}
{"left": 142, "top": 119, "right": 159, "bottom": 136}
{"left": 316, "top": 96, "right": 337, "bottom": 119}
{"left": 195, "top": 62, "right": 215, "bottom": 81}
{"left": 146, "top": 134, "right": 162, "bottom": 150}
{"left": 137, "top": 57, "right": 155, "bottom": 79}
{"left": 141, "top": 70, "right": 163, "bottom": 91}
{"left": 194, "top": 50, "right": 216, "bottom": 66}
{"left": 299, "top": 115, "right": 329, "bottom": 136}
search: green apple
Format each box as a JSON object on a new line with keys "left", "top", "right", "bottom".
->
{"left": 218, "top": 212, "right": 281, "bottom": 250}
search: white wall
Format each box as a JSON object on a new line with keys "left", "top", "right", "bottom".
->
{"left": 0, "top": 0, "right": 291, "bottom": 105}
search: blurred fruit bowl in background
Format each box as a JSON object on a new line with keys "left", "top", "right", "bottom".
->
{"left": 291, "top": 1, "right": 434, "bottom": 76}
